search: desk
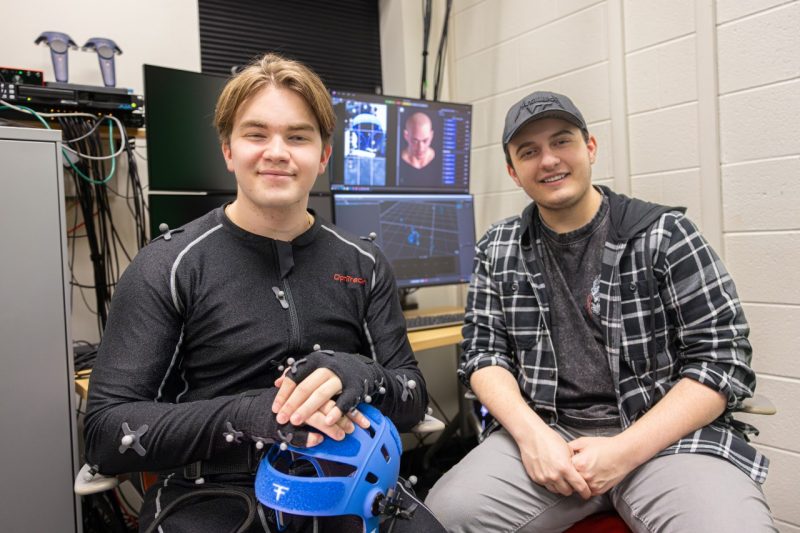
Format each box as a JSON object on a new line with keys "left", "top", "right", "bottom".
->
{"left": 407, "top": 325, "right": 463, "bottom": 352}
{"left": 75, "top": 369, "right": 91, "bottom": 400}
{"left": 73, "top": 325, "right": 465, "bottom": 401}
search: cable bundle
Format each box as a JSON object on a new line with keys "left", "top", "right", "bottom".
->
{"left": 419, "top": 0, "right": 453, "bottom": 102}
{"left": 432, "top": 0, "right": 453, "bottom": 102}
{"left": 0, "top": 99, "right": 147, "bottom": 336}
{"left": 60, "top": 115, "right": 147, "bottom": 333}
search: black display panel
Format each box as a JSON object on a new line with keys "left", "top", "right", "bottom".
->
{"left": 144, "top": 65, "right": 232, "bottom": 192}
{"left": 144, "top": 64, "right": 332, "bottom": 194}
{"left": 148, "top": 193, "right": 333, "bottom": 238}
{"left": 329, "top": 91, "right": 471, "bottom": 193}
{"left": 333, "top": 194, "right": 475, "bottom": 288}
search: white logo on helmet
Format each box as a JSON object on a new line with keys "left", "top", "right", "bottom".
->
{"left": 273, "top": 483, "right": 289, "bottom": 501}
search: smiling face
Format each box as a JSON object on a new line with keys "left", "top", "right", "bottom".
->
{"left": 506, "top": 117, "right": 599, "bottom": 228}
{"left": 222, "top": 85, "right": 331, "bottom": 214}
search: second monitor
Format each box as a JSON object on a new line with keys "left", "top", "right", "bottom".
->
{"left": 333, "top": 193, "right": 476, "bottom": 289}
{"left": 329, "top": 91, "right": 472, "bottom": 194}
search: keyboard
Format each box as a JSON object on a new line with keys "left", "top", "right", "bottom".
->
{"left": 404, "top": 308, "right": 464, "bottom": 331}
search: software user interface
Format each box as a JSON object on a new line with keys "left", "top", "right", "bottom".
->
{"left": 334, "top": 194, "right": 476, "bottom": 288}
{"left": 330, "top": 91, "right": 471, "bottom": 193}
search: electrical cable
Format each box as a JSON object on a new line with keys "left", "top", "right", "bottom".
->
{"left": 70, "top": 280, "right": 119, "bottom": 289}
{"left": 63, "top": 115, "right": 106, "bottom": 143}
{"left": 141, "top": 487, "right": 256, "bottom": 533}
{"left": 62, "top": 116, "right": 110, "bottom": 327}
{"left": 420, "top": 0, "right": 433, "bottom": 100}
{"left": 426, "top": 392, "right": 453, "bottom": 427}
{"left": 123, "top": 137, "right": 148, "bottom": 248}
{"left": 68, "top": 201, "right": 81, "bottom": 318}
{"left": 16, "top": 103, "right": 127, "bottom": 142}
{"left": 0, "top": 100, "right": 123, "bottom": 182}
{"left": 63, "top": 139, "right": 127, "bottom": 160}
{"left": 28, "top": 108, "right": 149, "bottom": 335}
{"left": 433, "top": 0, "right": 454, "bottom": 102}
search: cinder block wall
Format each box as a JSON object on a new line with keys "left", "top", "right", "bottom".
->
{"left": 717, "top": 1, "right": 800, "bottom": 529}
{"left": 449, "top": 0, "right": 799, "bottom": 529}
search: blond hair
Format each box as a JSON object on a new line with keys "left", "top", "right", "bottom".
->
{"left": 214, "top": 53, "right": 335, "bottom": 146}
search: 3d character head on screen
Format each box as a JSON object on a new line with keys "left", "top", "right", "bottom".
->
{"left": 401, "top": 111, "right": 436, "bottom": 169}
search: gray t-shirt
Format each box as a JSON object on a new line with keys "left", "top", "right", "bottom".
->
{"left": 536, "top": 196, "right": 620, "bottom": 428}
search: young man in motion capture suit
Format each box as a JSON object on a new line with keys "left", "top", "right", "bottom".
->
{"left": 85, "top": 53, "right": 434, "bottom": 532}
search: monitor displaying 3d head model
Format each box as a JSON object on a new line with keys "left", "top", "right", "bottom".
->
{"left": 329, "top": 90, "right": 472, "bottom": 193}
{"left": 333, "top": 193, "right": 476, "bottom": 288}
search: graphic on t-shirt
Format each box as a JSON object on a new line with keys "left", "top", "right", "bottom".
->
{"left": 585, "top": 274, "right": 601, "bottom": 317}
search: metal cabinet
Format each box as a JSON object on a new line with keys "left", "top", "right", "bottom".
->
{"left": 0, "top": 126, "right": 80, "bottom": 532}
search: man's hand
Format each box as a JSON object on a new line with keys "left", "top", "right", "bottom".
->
{"left": 272, "top": 368, "right": 370, "bottom": 441}
{"left": 469, "top": 366, "right": 591, "bottom": 499}
{"left": 568, "top": 436, "right": 636, "bottom": 495}
{"left": 518, "top": 426, "right": 592, "bottom": 500}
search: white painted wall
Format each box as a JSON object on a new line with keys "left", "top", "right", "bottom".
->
{"left": 0, "top": 0, "right": 200, "bottom": 94}
{"left": 448, "top": 0, "right": 799, "bottom": 529}
{"left": 0, "top": 0, "right": 200, "bottom": 343}
{"left": 717, "top": 2, "right": 800, "bottom": 529}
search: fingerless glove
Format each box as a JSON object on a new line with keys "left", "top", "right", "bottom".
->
{"left": 283, "top": 350, "right": 388, "bottom": 414}
{"left": 236, "top": 388, "right": 311, "bottom": 448}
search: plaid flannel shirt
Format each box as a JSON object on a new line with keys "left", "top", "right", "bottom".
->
{"left": 459, "top": 192, "right": 769, "bottom": 483}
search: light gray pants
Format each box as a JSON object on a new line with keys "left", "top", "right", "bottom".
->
{"left": 425, "top": 426, "right": 775, "bottom": 533}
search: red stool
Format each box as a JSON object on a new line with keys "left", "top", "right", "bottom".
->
{"left": 564, "top": 511, "right": 632, "bottom": 533}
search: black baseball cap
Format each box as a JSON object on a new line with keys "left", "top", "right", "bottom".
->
{"left": 502, "top": 91, "right": 588, "bottom": 149}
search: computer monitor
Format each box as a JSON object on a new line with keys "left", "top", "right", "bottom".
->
{"left": 143, "top": 64, "right": 332, "bottom": 194}
{"left": 333, "top": 193, "right": 476, "bottom": 289}
{"left": 148, "top": 192, "right": 333, "bottom": 238}
{"left": 329, "top": 91, "right": 471, "bottom": 194}
{"left": 144, "top": 65, "right": 232, "bottom": 192}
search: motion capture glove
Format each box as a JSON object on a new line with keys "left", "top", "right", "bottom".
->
{"left": 236, "top": 388, "right": 312, "bottom": 449}
{"left": 282, "top": 350, "right": 388, "bottom": 414}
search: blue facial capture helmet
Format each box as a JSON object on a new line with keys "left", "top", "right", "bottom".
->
{"left": 255, "top": 403, "right": 402, "bottom": 533}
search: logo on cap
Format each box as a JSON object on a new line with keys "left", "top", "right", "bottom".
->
{"left": 514, "top": 95, "right": 561, "bottom": 123}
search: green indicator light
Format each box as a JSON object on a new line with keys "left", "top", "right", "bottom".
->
{"left": 27, "top": 97, "right": 31, "bottom": 101}
{"left": 131, "top": 103, "right": 137, "bottom": 108}
{"left": 18, "top": 70, "right": 23, "bottom": 74}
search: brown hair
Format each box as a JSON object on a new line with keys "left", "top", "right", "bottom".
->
{"left": 214, "top": 53, "right": 335, "bottom": 146}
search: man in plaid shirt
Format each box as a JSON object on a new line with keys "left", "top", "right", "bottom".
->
{"left": 426, "top": 92, "right": 775, "bottom": 532}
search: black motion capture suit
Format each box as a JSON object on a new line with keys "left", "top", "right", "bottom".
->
{"left": 84, "top": 207, "right": 427, "bottom": 531}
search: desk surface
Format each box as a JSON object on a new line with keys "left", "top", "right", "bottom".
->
{"left": 407, "top": 324, "right": 463, "bottom": 352}
{"left": 74, "top": 325, "right": 464, "bottom": 400}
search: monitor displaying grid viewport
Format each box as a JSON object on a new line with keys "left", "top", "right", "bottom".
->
{"left": 333, "top": 193, "right": 476, "bottom": 289}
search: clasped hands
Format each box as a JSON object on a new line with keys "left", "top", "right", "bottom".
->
{"left": 270, "top": 350, "right": 376, "bottom": 447}
{"left": 521, "top": 428, "right": 638, "bottom": 499}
